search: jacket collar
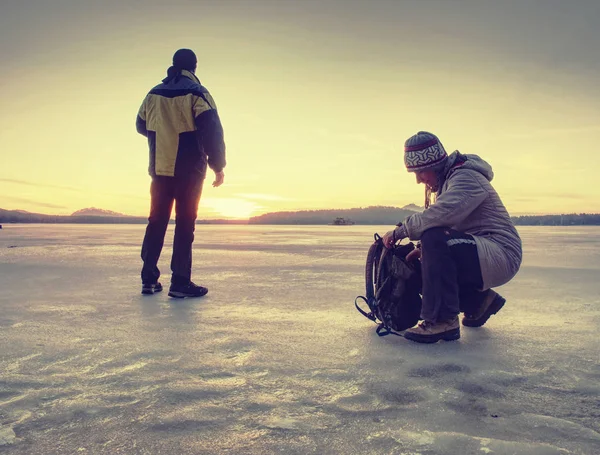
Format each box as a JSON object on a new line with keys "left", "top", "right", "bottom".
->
{"left": 435, "top": 151, "right": 467, "bottom": 195}
{"left": 162, "top": 67, "right": 202, "bottom": 85}
{"left": 180, "top": 69, "right": 200, "bottom": 84}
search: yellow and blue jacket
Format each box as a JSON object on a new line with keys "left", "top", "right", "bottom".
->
{"left": 136, "top": 69, "right": 226, "bottom": 177}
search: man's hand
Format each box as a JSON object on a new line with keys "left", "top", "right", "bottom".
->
{"left": 212, "top": 170, "right": 225, "bottom": 187}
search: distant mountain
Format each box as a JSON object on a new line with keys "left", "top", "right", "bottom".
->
{"left": 401, "top": 203, "right": 424, "bottom": 212}
{"left": 0, "top": 207, "right": 146, "bottom": 224}
{"left": 0, "top": 207, "right": 247, "bottom": 225}
{"left": 71, "top": 207, "right": 127, "bottom": 217}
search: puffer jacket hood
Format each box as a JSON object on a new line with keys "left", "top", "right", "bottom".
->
{"left": 445, "top": 151, "right": 494, "bottom": 182}
{"left": 436, "top": 151, "right": 494, "bottom": 196}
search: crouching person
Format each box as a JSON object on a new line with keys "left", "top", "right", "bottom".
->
{"left": 383, "top": 131, "right": 522, "bottom": 343}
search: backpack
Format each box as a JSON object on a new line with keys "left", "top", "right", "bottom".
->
{"left": 355, "top": 234, "right": 423, "bottom": 336}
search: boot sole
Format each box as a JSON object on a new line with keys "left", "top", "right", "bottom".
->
{"left": 462, "top": 295, "right": 506, "bottom": 327}
{"left": 404, "top": 327, "right": 460, "bottom": 343}
{"left": 168, "top": 290, "right": 208, "bottom": 299}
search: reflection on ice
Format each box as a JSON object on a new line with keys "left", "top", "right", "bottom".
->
{"left": 0, "top": 225, "right": 599, "bottom": 454}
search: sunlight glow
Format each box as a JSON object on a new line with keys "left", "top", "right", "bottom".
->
{"left": 202, "top": 197, "right": 259, "bottom": 219}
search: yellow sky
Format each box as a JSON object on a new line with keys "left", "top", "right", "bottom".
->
{"left": 1, "top": 1, "right": 599, "bottom": 219}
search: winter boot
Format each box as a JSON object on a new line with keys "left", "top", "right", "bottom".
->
{"left": 168, "top": 281, "right": 208, "bottom": 299}
{"left": 404, "top": 316, "right": 460, "bottom": 343}
{"left": 462, "top": 289, "right": 506, "bottom": 327}
{"left": 141, "top": 282, "right": 163, "bottom": 295}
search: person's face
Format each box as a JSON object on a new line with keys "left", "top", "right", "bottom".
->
{"left": 415, "top": 169, "right": 438, "bottom": 191}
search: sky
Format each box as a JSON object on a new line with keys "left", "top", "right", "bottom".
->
{"left": 1, "top": 0, "right": 599, "bottom": 219}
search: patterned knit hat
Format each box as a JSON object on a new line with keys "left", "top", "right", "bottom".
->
{"left": 404, "top": 131, "right": 448, "bottom": 172}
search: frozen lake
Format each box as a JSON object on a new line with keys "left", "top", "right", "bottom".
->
{"left": 1, "top": 224, "right": 599, "bottom": 455}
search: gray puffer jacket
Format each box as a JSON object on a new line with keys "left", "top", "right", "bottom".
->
{"left": 403, "top": 151, "right": 522, "bottom": 290}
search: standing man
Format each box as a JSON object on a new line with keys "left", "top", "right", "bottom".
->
{"left": 136, "top": 48, "right": 226, "bottom": 298}
{"left": 383, "top": 131, "right": 521, "bottom": 343}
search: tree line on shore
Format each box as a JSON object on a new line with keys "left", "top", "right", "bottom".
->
{"left": 511, "top": 213, "right": 600, "bottom": 226}
{"left": 1, "top": 207, "right": 600, "bottom": 226}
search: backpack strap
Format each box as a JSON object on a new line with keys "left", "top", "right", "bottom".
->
{"left": 356, "top": 296, "right": 405, "bottom": 337}
{"left": 354, "top": 296, "right": 377, "bottom": 322}
{"left": 375, "top": 323, "right": 405, "bottom": 337}
{"left": 365, "top": 235, "right": 384, "bottom": 303}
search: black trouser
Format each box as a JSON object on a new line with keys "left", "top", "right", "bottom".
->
{"left": 141, "top": 175, "right": 204, "bottom": 285}
{"left": 420, "top": 227, "right": 484, "bottom": 322}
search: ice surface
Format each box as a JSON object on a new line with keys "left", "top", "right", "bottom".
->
{"left": 0, "top": 224, "right": 599, "bottom": 455}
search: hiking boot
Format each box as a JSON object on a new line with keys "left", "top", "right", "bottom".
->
{"left": 168, "top": 281, "right": 208, "bottom": 299}
{"left": 404, "top": 316, "right": 460, "bottom": 343}
{"left": 462, "top": 290, "right": 506, "bottom": 327}
{"left": 141, "top": 282, "right": 163, "bottom": 295}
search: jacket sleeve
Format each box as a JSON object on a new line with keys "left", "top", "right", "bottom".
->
{"left": 136, "top": 96, "right": 148, "bottom": 137}
{"left": 193, "top": 92, "right": 226, "bottom": 172}
{"left": 403, "top": 169, "right": 489, "bottom": 240}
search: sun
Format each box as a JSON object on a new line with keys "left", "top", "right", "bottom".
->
{"left": 203, "top": 197, "right": 258, "bottom": 219}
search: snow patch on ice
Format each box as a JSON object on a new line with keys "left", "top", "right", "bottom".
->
{"left": 0, "top": 426, "right": 16, "bottom": 446}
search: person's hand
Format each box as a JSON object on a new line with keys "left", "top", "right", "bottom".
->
{"left": 405, "top": 247, "right": 421, "bottom": 262}
{"left": 212, "top": 170, "right": 225, "bottom": 187}
{"left": 383, "top": 230, "right": 396, "bottom": 249}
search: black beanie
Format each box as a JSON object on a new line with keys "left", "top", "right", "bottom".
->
{"left": 172, "top": 49, "right": 197, "bottom": 71}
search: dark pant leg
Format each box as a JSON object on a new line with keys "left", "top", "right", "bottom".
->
{"left": 141, "top": 177, "right": 175, "bottom": 283}
{"left": 420, "top": 227, "right": 483, "bottom": 322}
{"left": 171, "top": 176, "right": 204, "bottom": 285}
